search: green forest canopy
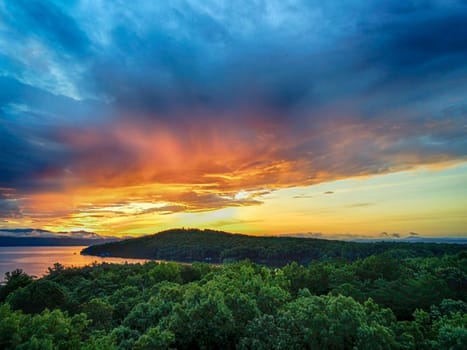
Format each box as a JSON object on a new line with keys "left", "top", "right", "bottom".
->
{"left": 1, "top": 246, "right": 466, "bottom": 349}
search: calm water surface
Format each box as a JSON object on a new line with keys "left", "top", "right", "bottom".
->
{"left": 0, "top": 246, "right": 148, "bottom": 280}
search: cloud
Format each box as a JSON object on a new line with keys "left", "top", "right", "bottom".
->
{"left": 141, "top": 205, "right": 188, "bottom": 216}
{"left": 0, "top": 199, "right": 22, "bottom": 219}
{"left": 3, "top": 0, "right": 90, "bottom": 56}
{"left": 347, "top": 202, "right": 374, "bottom": 208}
{"left": 209, "top": 218, "right": 262, "bottom": 228}
{"left": 323, "top": 191, "right": 334, "bottom": 195}
{"left": 0, "top": 0, "right": 466, "bottom": 227}
{"left": 379, "top": 232, "right": 401, "bottom": 239}
{"left": 173, "top": 191, "right": 264, "bottom": 211}
{"left": 281, "top": 232, "right": 324, "bottom": 239}
{"left": 0, "top": 228, "right": 115, "bottom": 239}
{"left": 293, "top": 194, "right": 313, "bottom": 199}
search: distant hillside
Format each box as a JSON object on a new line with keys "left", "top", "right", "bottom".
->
{"left": 81, "top": 228, "right": 466, "bottom": 266}
{"left": 0, "top": 228, "right": 120, "bottom": 247}
{"left": 0, "top": 228, "right": 119, "bottom": 246}
{"left": 354, "top": 236, "right": 467, "bottom": 244}
{"left": 0, "top": 236, "right": 119, "bottom": 247}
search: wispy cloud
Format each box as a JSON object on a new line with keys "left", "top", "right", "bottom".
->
{"left": 347, "top": 202, "right": 374, "bottom": 208}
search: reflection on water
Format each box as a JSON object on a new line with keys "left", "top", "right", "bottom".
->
{"left": 0, "top": 246, "right": 148, "bottom": 280}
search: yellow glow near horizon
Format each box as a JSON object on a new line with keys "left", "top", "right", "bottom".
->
{"left": 8, "top": 162, "right": 459, "bottom": 238}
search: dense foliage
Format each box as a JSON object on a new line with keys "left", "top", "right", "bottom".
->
{"left": 81, "top": 229, "right": 466, "bottom": 266}
{"left": 1, "top": 249, "right": 466, "bottom": 349}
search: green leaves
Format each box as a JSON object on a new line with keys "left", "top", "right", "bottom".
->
{"left": 0, "top": 304, "right": 89, "bottom": 350}
{"left": 82, "top": 298, "right": 114, "bottom": 330}
{"left": 0, "top": 269, "right": 33, "bottom": 302}
{"left": 0, "top": 252, "right": 465, "bottom": 349}
{"left": 241, "top": 295, "right": 398, "bottom": 350}
{"left": 134, "top": 326, "right": 174, "bottom": 350}
{"left": 7, "top": 279, "right": 69, "bottom": 314}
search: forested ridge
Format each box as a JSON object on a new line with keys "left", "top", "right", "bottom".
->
{"left": 81, "top": 228, "right": 466, "bottom": 266}
{"left": 1, "top": 248, "right": 466, "bottom": 349}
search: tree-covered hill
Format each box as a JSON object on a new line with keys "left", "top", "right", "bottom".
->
{"left": 81, "top": 228, "right": 466, "bottom": 266}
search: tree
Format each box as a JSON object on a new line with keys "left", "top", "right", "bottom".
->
{"left": 0, "top": 304, "right": 89, "bottom": 350}
{"left": 241, "top": 295, "right": 399, "bottom": 349}
{"left": 82, "top": 298, "right": 114, "bottom": 330}
{"left": 134, "top": 326, "right": 174, "bottom": 350}
{"left": 0, "top": 269, "right": 33, "bottom": 302}
{"left": 7, "top": 279, "right": 68, "bottom": 314}
{"left": 165, "top": 285, "right": 236, "bottom": 349}
{"left": 435, "top": 312, "right": 467, "bottom": 350}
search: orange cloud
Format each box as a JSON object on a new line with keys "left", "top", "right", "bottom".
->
{"left": 3, "top": 111, "right": 466, "bottom": 235}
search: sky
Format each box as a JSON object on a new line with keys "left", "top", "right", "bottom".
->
{"left": 1, "top": 0, "right": 466, "bottom": 238}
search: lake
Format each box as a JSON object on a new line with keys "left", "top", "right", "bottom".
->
{"left": 0, "top": 246, "right": 148, "bottom": 281}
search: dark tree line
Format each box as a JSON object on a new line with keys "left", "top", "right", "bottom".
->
{"left": 81, "top": 228, "right": 466, "bottom": 266}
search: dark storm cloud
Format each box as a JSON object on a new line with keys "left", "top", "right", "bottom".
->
{"left": 0, "top": 76, "right": 108, "bottom": 192}
{"left": 0, "top": 77, "right": 79, "bottom": 192}
{"left": 0, "top": 119, "right": 65, "bottom": 191}
{"left": 363, "top": 9, "right": 467, "bottom": 69}
{"left": 0, "top": 0, "right": 466, "bottom": 199}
